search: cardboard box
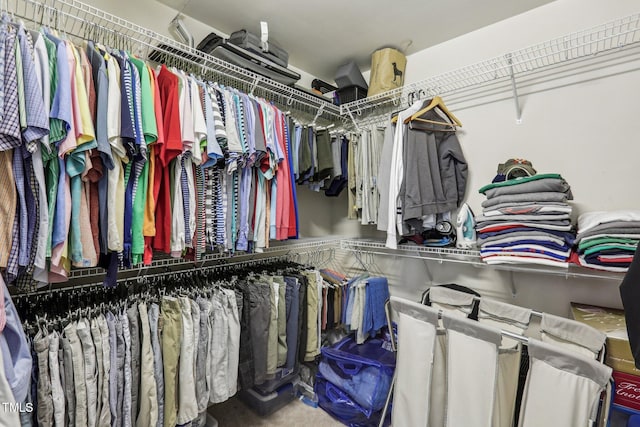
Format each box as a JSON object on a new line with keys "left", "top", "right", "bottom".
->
{"left": 571, "top": 303, "right": 639, "bottom": 375}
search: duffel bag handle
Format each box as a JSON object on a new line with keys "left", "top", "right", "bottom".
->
{"left": 325, "top": 381, "right": 345, "bottom": 402}
{"left": 337, "top": 361, "right": 362, "bottom": 375}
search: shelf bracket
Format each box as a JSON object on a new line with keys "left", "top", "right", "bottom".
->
{"left": 249, "top": 76, "right": 262, "bottom": 96}
{"left": 343, "top": 105, "right": 361, "bottom": 132}
{"left": 506, "top": 53, "right": 522, "bottom": 124}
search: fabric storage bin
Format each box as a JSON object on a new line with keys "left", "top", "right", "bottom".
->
{"left": 316, "top": 375, "right": 389, "bottom": 427}
{"left": 610, "top": 404, "right": 640, "bottom": 427}
{"left": 334, "top": 86, "right": 368, "bottom": 105}
{"left": 238, "top": 382, "right": 295, "bottom": 416}
{"left": 318, "top": 334, "right": 395, "bottom": 415}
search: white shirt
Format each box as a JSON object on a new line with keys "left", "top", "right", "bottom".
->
{"left": 386, "top": 100, "right": 424, "bottom": 249}
{"left": 171, "top": 156, "right": 186, "bottom": 256}
{"left": 189, "top": 76, "right": 207, "bottom": 165}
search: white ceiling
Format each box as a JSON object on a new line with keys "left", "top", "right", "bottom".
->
{"left": 158, "top": 0, "right": 555, "bottom": 83}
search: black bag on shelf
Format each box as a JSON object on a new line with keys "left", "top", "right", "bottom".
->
{"left": 228, "top": 29, "right": 289, "bottom": 68}
{"left": 196, "top": 33, "right": 301, "bottom": 86}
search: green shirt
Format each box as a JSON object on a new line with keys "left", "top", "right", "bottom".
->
{"left": 578, "top": 237, "right": 640, "bottom": 251}
{"left": 131, "top": 161, "right": 148, "bottom": 265}
{"left": 128, "top": 56, "right": 157, "bottom": 145}
{"left": 479, "top": 173, "right": 563, "bottom": 194}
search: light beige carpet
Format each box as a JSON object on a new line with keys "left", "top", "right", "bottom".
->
{"left": 208, "top": 395, "right": 342, "bottom": 427}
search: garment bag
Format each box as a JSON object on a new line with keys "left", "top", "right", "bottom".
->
{"left": 518, "top": 339, "right": 612, "bottom": 427}
{"left": 540, "top": 313, "right": 606, "bottom": 359}
{"left": 478, "top": 299, "right": 532, "bottom": 427}
{"left": 389, "top": 297, "right": 439, "bottom": 427}
{"left": 443, "top": 314, "right": 502, "bottom": 427}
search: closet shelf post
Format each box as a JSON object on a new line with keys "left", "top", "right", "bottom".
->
{"left": 506, "top": 53, "right": 523, "bottom": 124}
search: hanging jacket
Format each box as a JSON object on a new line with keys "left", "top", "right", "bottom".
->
{"left": 402, "top": 109, "right": 468, "bottom": 221}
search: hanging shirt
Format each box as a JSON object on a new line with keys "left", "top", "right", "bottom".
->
{"left": 209, "top": 85, "right": 227, "bottom": 153}
{"left": 76, "top": 46, "right": 102, "bottom": 261}
{"left": 30, "top": 31, "right": 50, "bottom": 283}
{"left": 154, "top": 65, "right": 182, "bottom": 254}
{"left": 68, "top": 42, "right": 98, "bottom": 267}
{"left": 385, "top": 100, "right": 425, "bottom": 249}
{"left": 86, "top": 41, "right": 112, "bottom": 256}
{"left": 105, "top": 52, "right": 125, "bottom": 253}
{"left": 189, "top": 75, "right": 206, "bottom": 166}
{"left": 171, "top": 155, "right": 185, "bottom": 256}
{"left": 44, "top": 31, "right": 76, "bottom": 156}
{"left": 128, "top": 57, "right": 155, "bottom": 265}
{"left": 144, "top": 64, "right": 164, "bottom": 264}
{"left": 222, "top": 88, "right": 243, "bottom": 154}
{"left": 200, "top": 81, "right": 222, "bottom": 167}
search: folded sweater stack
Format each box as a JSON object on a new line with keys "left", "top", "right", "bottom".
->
{"left": 571, "top": 211, "right": 640, "bottom": 272}
{"left": 476, "top": 174, "right": 575, "bottom": 267}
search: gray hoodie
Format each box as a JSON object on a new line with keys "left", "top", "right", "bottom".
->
{"left": 402, "top": 109, "right": 468, "bottom": 221}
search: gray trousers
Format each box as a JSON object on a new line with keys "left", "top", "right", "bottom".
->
{"left": 106, "top": 311, "right": 119, "bottom": 427}
{"left": 77, "top": 319, "right": 98, "bottom": 427}
{"left": 61, "top": 332, "right": 75, "bottom": 426}
{"left": 223, "top": 289, "right": 240, "bottom": 397}
{"left": 127, "top": 305, "right": 141, "bottom": 422}
{"left": 209, "top": 292, "right": 228, "bottom": 404}
{"left": 120, "top": 312, "right": 133, "bottom": 427}
{"left": 114, "top": 313, "right": 125, "bottom": 427}
{"left": 47, "top": 331, "right": 65, "bottom": 427}
{"left": 137, "top": 303, "right": 159, "bottom": 427}
{"left": 34, "top": 332, "right": 53, "bottom": 427}
{"left": 195, "top": 298, "right": 210, "bottom": 413}
{"left": 148, "top": 303, "right": 164, "bottom": 427}
{"left": 90, "top": 318, "right": 104, "bottom": 427}
{"left": 97, "top": 315, "right": 111, "bottom": 427}
{"left": 65, "top": 321, "right": 88, "bottom": 427}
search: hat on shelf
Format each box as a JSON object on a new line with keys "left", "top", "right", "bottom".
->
{"left": 492, "top": 158, "right": 537, "bottom": 183}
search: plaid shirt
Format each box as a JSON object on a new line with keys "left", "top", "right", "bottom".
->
{"left": 0, "top": 27, "right": 21, "bottom": 151}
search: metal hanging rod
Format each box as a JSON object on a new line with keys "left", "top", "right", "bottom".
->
{"left": 16, "top": 238, "right": 341, "bottom": 296}
{"left": 341, "top": 11, "right": 640, "bottom": 122}
{"left": 65, "top": 238, "right": 342, "bottom": 280}
{"left": 7, "top": 0, "right": 343, "bottom": 124}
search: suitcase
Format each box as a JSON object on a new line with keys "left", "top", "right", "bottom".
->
{"left": 228, "top": 29, "right": 289, "bottom": 68}
{"left": 196, "top": 33, "right": 300, "bottom": 86}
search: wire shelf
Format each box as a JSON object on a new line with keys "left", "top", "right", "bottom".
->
{"left": 340, "top": 12, "right": 640, "bottom": 123}
{"left": 8, "top": 0, "right": 343, "bottom": 125}
{"left": 339, "top": 239, "right": 625, "bottom": 281}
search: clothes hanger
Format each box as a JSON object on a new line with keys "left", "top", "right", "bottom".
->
{"left": 405, "top": 95, "right": 462, "bottom": 127}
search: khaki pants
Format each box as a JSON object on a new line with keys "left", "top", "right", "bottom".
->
{"left": 161, "top": 297, "right": 182, "bottom": 427}
{"left": 136, "top": 303, "right": 158, "bottom": 427}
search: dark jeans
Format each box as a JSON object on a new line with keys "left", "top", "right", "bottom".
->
{"left": 284, "top": 276, "right": 300, "bottom": 371}
{"left": 236, "top": 284, "right": 254, "bottom": 391}
{"left": 245, "top": 280, "right": 271, "bottom": 385}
